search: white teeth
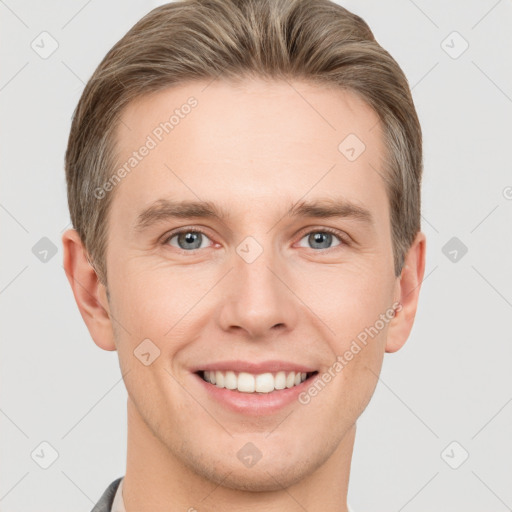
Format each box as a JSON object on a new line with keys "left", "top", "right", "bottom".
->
{"left": 202, "top": 370, "right": 310, "bottom": 393}
{"left": 255, "top": 373, "right": 274, "bottom": 393}
{"left": 224, "top": 370, "right": 237, "bottom": 390}
{"left": 237, "top": 372, "right": 255, "bottom": 392}
{"left": 274, "top": 371, "right": 286, "bottom": 390}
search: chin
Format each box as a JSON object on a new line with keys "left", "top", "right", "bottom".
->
{"left": 203, "top": 458, "right": 314, "bottom": 492}
{"left": 177, "top": 440, "right": 325, "bottom": 493}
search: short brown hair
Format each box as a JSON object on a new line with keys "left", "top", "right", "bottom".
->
{"left": 65, "top": 0, "right": 422, "bottom": 284}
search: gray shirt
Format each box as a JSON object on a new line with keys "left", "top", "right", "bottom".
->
{"left": 90, "top": 477, "right": 123, "bottom": 512}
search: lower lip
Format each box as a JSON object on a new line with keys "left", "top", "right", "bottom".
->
{"left": 193, "top": 372, "right": 318, "bottom": 416}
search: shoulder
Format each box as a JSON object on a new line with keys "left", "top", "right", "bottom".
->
{"left": 90, "top": 476, "right": 124, "bottom": 512}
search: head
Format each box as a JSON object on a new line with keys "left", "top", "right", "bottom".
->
{"left": 63, "top": 0, "right": 426, "bottom": 493}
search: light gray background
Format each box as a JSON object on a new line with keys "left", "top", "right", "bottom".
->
{"left": 1, "top": 0, "right": 511, "bottom": 511}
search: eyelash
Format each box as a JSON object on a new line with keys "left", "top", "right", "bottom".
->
{"left": 161, "top": 226, "right": 351, "bottom": 253}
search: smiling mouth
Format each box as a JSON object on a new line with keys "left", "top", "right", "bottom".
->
{"left": 196, "top": 370, "right": 319, "bottom": 394}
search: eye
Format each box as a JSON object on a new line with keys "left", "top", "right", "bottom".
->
{"left": 164, "top": 229, "right": 213, "bottom": 251}
{"left": 162, "top": 227, "right": 348, "bottom": 253}
{"left": 297, "top": 229, "right": 345, "bottom": 250}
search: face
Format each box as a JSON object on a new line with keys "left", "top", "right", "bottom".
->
{"left": 77, "top": 78, "right": 418, "bottom": 491}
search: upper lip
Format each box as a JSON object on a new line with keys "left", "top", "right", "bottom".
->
{"left": 190, "top": 360, "right": 317, "bottom": 374}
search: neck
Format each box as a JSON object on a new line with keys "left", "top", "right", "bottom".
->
{"left": 123, "top": 398, "right": 355, "bottom": 512}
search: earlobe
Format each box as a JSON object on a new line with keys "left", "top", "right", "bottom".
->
{"left": 62, "top": 229, "right": 116, "bottom": 351}
{"left": 385, "top": 231, "right": 427, "bottom": 353}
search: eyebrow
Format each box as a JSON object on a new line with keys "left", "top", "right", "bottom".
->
{"left": 134, "top": 197, "right": 374, "bottom": 232}
{"left": 134, "top": 199, "right": 231, "bottom": 231}
{"left": 288, "top": 198, "right": 374, "bottom": 225}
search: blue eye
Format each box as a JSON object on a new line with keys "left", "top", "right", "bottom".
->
{"left": 297, "top": 230, "right": 343, "bottom": 250}
{"left": 165, "top": 230, "right": 212, "bottom": 251}
{"left": 163, "top": 227, "right": 348, "bottom": 253}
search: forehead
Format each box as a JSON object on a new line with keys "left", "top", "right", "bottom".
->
{"left": 111, "top": 78, "right": 388, "bottom": 224}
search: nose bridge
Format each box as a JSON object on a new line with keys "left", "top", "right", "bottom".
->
{"left": 218, "top": 236, "right": 298, "bottom": 338}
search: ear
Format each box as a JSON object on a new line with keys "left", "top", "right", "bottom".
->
{"left": 385, "top": 231, "right": 427, "bottom": 353}
{"left": 62, "top": 228, "right": 116, "bottom": 351}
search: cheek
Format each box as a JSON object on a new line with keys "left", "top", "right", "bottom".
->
{"left": 109, "top": 261, "right": 199, "bottom": 334}
{"left": 293, "top": 260, "right": 393, "bottom": 402}
{"left": 108, "top": 263, "right": 218, "bottom": 380}
{"left": 291, "top": 257, "right": 394, "bottom": 337}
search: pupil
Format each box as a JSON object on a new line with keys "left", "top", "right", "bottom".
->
{"left": 179, "top": 232, "right": 201, "bottom": 249}
{"left": 310, "top": 232, "right": 331, "bottom": 249}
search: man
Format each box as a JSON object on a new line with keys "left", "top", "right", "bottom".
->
{"left": 62, "top": 0, "right": 426, "bottom": 510}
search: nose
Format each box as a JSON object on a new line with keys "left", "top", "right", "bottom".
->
{"left": 217, "top": 246, "right": 299, "bottom": 339}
